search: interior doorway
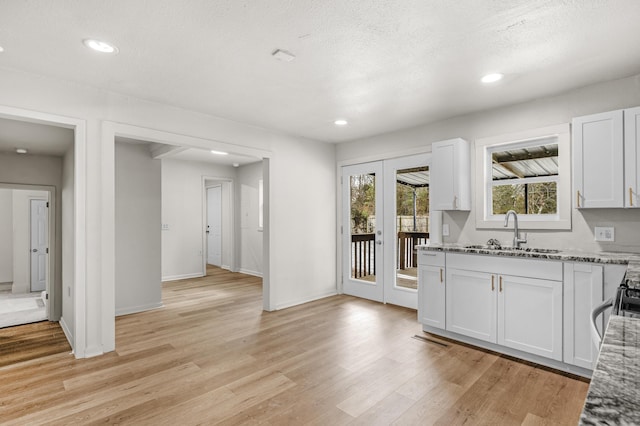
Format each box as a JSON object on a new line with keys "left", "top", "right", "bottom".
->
{"left": 206, "top": 186, "right": 223, "bottom": 267}
{"left": 0, "top": 187, "right": 52, "bottom": 329}
{"left": 202, "top": 178, "right": 234, "bottom": 275}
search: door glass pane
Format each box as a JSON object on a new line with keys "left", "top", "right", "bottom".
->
{"left": 395, "top": 167, "right": 429, "bottom": 289}
{"left": 350, "top": 173, "right": 376, "bottom": 281}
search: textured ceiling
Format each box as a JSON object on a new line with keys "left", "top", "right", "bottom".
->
{"left": 1, "top": 1, "right": 640, "bottom": 143}
{"left": 0, "top": 117, "right": 73, "bottom": 156}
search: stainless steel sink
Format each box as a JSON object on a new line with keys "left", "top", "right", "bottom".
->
{"left": 463, "top": 244, "right": 560, "bottom": 254}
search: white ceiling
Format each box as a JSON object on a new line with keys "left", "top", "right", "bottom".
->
{"left": 115, "top": 136, "right": 261, "bottom": 166}
{"left": 0, "top": 117, "right": 73, "bottom": 156}
{"left": 1, "top": 1, "right": 640, "bottom": 143}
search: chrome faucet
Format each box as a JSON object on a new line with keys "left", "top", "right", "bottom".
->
{"left": 504, "top": 210, "right": 527, "bottom": 248}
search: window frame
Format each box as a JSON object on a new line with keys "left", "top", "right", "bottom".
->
{"left": 475, "top": 123, "right": 571, "bottom": 230}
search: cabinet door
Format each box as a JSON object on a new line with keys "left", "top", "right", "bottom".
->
{"left": 625, "top": 106, "right": 640, "bottom": 208}
{"left": 573, "top": 110, "right": 624, "bottom": 208}
{"left": 498, "top": 274, "right": 563, "bottom": 361}
{"left": 418, "top": 265, "right": 446, "bottom": 329}
{"left": 563, "top": 263, "right": 603, "bottom": 369}
{"left": 446, "top": 268, "right": 496, "bottom": 343}
{"left": 430, "top": 138, "right": 470, "bottom": 211}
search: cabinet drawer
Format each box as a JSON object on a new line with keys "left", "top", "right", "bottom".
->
{"left": 446, "top": 253, "right": 562, "bottom": 281}
{"left": 418, "top": 250, "right": 445, "bottom": 267}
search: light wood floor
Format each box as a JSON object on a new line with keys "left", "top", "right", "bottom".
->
{"left": 0, "top": 267, "right": 588, "bottom": 425}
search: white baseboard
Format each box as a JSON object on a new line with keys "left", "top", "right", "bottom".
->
{"left": 239, "top": 268, "right": 263, "bottom": 278}
{"left": 162, "top": 272, "right": 204, "bottom": 282}
{"left": 273, "top": 290, "right": 338, "bottom": 311}
{"left": 115, "top": 302, "right": 164, "bottom": 317}
{"left": 59, "top": 316, "right": 74, "bottom": 349}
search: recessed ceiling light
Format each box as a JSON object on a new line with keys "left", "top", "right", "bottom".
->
{"left": 0, "top": 46, "right": 4, "bottom": 53}
{"left": 83, "top": 39, "right": 119, "bottom": 54}
{"left": 481, "top": 73, "right": 504, "bottom": 83}
{"left": 272, "top": 49, "right": 296, "bottom": 62}
{"left": 16, "top": 148, "right": 28, "bottom": 154}
{"left": 334, "top": 119, "right": 348, "bottom": 126}
{"left": 210, "top": 150, "right": 228, "bottom": 156}
{"left": 232, "top": 163, "right": 240, "bottom": 168}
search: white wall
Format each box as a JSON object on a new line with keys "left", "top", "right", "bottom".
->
{"left": 0, "top": 189, "right": 13, "bottom": 283}
{"left": 337, "top": 73, "right": 640, "bottom": 253}
{"left": 61, "top": 147, "right": 75, "bottom": 339}
{"left": 268, "top": 137, "right": 337, "bottom": 309}
{"left": 12, "top": 189, "right": 49, "bottom": 294}
{"left": 0, "top": 153, "right": 63, "bottom": 316}
{"left": 115, "top": 142, "right": 162, "bottom": 315}
{"left": 162, "top": 159, "right": 236, "bottom": 281}
{"left": 236, "top": 162, "right": 263, "bottom": 276}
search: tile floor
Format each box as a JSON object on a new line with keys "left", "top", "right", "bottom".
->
{"left": 0, "top": 289, "right": 47, "bottom": 328}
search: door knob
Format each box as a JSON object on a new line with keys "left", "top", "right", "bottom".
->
{"left": 32, "top": 249, "right": 38, "bottom": 253}
{"left": 376, "top": 240, "right": 383, "bottom": 245}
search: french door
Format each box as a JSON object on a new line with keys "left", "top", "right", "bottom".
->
{"left": 342, "top": 154, "right": 430, "bottom": 309}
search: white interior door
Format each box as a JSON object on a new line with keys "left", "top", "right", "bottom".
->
{"left": 30, "top": 199, "right": 48, "bottom": 292}
{"left": 342, "top": 162, "right": 384, "bottom": 302}
{"left": 383, "top": 154, "right": 430, "bottom": 309}
{"left": 207, "top": 186, "right": 222, "bottom": 266}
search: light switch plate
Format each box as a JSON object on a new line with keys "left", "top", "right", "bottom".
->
{"left": 442, "top": 224, "right": 450, "bottom": 236}
{"left": 594, "top": 226, "right": 614, "bottom": 242}
{"left": 162, "top": 223, "right": 169, "bottom": 231}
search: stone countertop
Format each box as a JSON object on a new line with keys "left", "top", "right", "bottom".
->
{"left": 579, "top": 315, "right": 640, "bottom": 425}
{"left": 418, "top": 244, "right": 640, "bottom": 289}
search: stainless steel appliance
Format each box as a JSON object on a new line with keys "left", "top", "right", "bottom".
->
{"left": 591, "top": 279, "right": 640, "bottom": 347}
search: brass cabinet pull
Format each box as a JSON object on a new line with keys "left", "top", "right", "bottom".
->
{"left": 630, "top": 188, "right": 634, "bottom": 207}
{"left": 499, "top": 276, "right": 503, "bottom": 292}
{"left": 576, "top": 190, "right": 581, "bottom": 208}
{"left": 491, "top": 275, "right": 495, "bottom": 291}
{"left": 439, "top": 268, "right": 443, "bottom": 283}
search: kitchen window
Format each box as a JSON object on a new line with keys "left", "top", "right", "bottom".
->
{"left": 475, "top": 124, "right": 571, "bottom": 230}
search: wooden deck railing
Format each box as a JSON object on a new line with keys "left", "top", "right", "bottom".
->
{"left": 397, "top": 232, "right": 429, "bottom": 270}
{"left": 350, "top": 231, "right": 429, "bottom": 278}
{"left": 351, "top": 233, "right": 375, "bottom": 278}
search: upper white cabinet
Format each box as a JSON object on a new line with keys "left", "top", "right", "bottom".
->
{"left": 573, "top": 106, "right": 640, "bottom": 208}
{"left": 624, "top": 106, "right": 640, "bottom": 207}
{"left": 573, "top": 110, "right": 624, "bottom": 208}
{"left": 430, "top": 138, "right": 471, "bottom": 211}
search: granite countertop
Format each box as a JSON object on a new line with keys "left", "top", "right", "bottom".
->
{"left": 580, "top": 315, "right": 640, "bottom": 425}
{"left": 418, "top": 244, "right": 640, "bottom": 289}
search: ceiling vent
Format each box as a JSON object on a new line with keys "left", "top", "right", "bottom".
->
{"left": 272, "top": 49, "right": 296, "bottom": 62}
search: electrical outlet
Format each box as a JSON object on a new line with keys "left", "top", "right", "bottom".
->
{"left": 594, "top": 226, "right": 615, "bottom": 242}
{"left": 442, "top": 224, "right": 450, "bottom": 236}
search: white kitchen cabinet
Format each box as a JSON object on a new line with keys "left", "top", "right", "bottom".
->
{"left": 446, "top": 268, "right": 496, "bottom": 342}
{"left": 563, "top": 263, "right": 603, "bottom": 369}
{"left": 498, "top": 274, "right": 563, "bottom": 361}
{"left": 430, "top": 138, "right": 471, "bottom": 211}
{"left": 573, "top": 110, "right": 624, "bottom": 208}
{"left": 418, "top": 251, "right": 446, "bottom": 329}
{"left": 624, "top": 106, "right": 640, "bottom": 207}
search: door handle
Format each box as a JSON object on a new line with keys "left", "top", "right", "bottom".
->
{"left": 32, "top": 249, "right": 38, "bottom": 253}
{"left": 439, "top": 268, "right": 443, "bottom": 283}
{"left": 499, "top": 276, "right": 503, "bottom": 292}
{"left": 376, "top": 240, "right": 382, "bottom": 245}
{"left": 491, "top": 275, "right": 495, "bottom": 291}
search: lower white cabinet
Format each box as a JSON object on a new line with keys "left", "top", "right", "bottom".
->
{"left": 563, "top": 263, "right": 603, "bottom": 369}
{"left": 445, "top": 268, "right": 563, "bottom": 360}
{"left": 418, "top": 252, "right": 446, "bottom": 329}
{"left": 498, "top": 274, "right": 563, "bottom": 361}
{"left": 445, "top": 268, "right": 496, "bottom": 342}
